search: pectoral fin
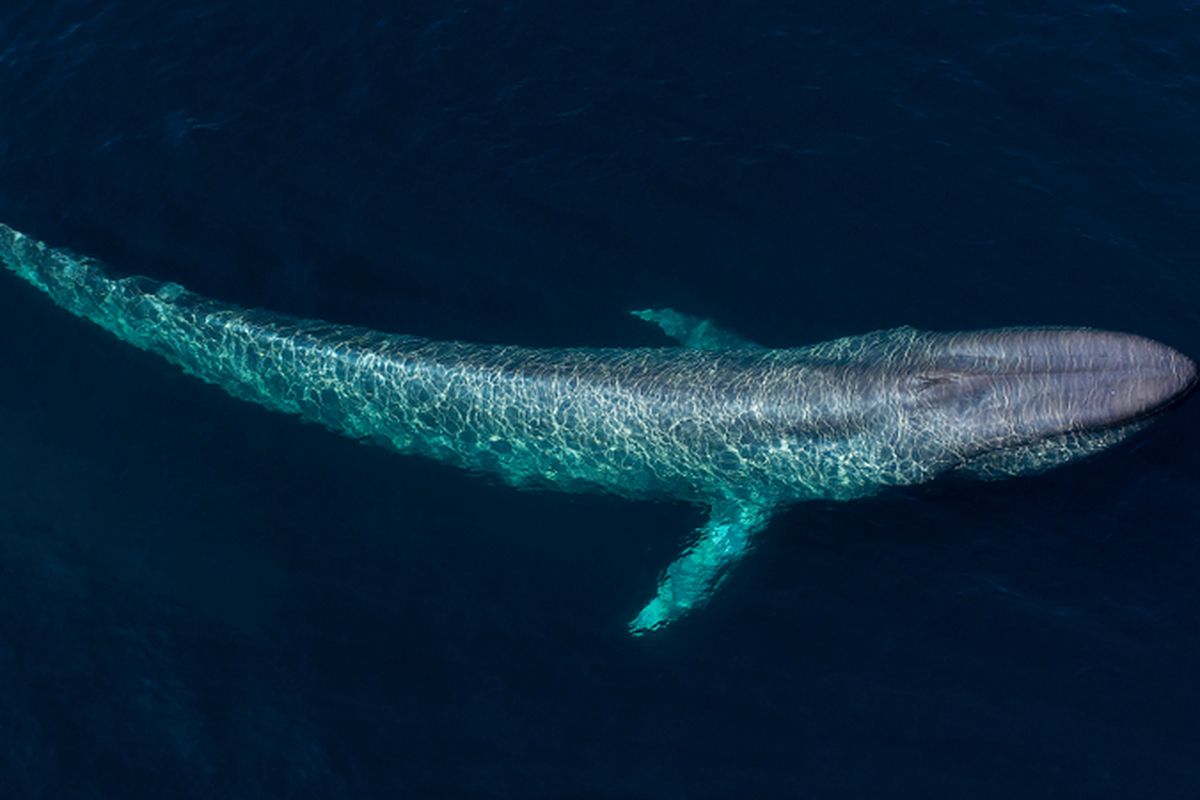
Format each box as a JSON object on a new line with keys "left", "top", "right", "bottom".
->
{"left": 629, "top": 502, "right": 774, "bottom": 635}
{"left": 630, "top": 308, "right": 762, "bottom": 350}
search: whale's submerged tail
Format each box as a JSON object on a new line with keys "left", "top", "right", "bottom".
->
{"left": 0, "top": 222, "right": 286, "bottom": 400}
{"left": 0, "top": 223, "right": 230, "bottom": 344}
{"left": 0, "top": 222, "right": 421, "bottom": 423}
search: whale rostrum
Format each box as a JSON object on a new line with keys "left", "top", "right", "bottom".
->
{"left": 2, "top": 224, "right": 1195, "bottom": 633}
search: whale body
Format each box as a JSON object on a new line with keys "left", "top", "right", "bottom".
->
{"left": 1, "top": 223, "right": 1195, "bottom": 633}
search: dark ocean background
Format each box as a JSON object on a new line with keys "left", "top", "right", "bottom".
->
{"left": 0, "top": 1, "right": 1199, "bottom": 797}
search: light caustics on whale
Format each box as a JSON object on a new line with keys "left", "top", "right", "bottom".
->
{"left": 1, "top": 223, "right": 1195, "bottom": 634}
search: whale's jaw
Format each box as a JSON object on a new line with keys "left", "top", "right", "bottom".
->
{"left": 913, "top": 328, "right": 1196, "bottom": 448}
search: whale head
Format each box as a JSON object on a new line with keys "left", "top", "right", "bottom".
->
{"left": 898, "top": 328, "right": 1197, "bottom": 479}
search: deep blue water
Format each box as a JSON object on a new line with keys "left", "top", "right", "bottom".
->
{"left": 0, "top": 1, "right": 1198, "bottom": 797}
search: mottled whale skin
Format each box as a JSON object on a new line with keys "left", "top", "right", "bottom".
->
{"left": 1, "top": 224, "right": 1195, "bottom": 633}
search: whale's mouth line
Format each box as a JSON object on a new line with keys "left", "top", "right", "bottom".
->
{"left": 1179, "top": 363, "right": 1200, "bottom": 398}
{"left": 953, "top": 416, "right": 1156, "bottom": 480}
{"left": 962, "top": 390, "right": 1188, "bottom": 466}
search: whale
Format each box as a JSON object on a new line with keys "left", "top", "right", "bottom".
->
{"left": 1, "top": 222, "right": 1195, "bottom": 633}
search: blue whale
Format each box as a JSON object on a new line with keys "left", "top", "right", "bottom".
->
{"left": 2, "top": 224, "right": 1194, "bottom": 633}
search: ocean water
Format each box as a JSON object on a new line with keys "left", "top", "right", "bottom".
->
{"left": 0, "top": 1, "right": 1198, "bottom": 797}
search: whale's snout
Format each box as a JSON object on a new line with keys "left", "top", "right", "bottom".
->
{"left": 918, "top": 329, "right": 1196, "bottom": 443}
{"left": 1019, "top": 329, "right": 1196, "bottom": 426}
{"left": 1126, "top": 335, "right": 1197, "bottom": 414}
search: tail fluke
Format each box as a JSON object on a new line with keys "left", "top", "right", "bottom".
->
{"left": 0, "top": 223, "right": 390, "bottom": 423}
